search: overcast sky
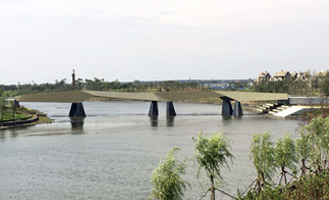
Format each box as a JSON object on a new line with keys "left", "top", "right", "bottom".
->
{"left": 1, "top": 0, "right": 329, "bottom": 84}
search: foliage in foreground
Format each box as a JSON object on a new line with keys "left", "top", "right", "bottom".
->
{"left": 150, "top": 148, "right": 188, "bottom": 200}
{"left": 249, "top": 133, "right": 276, "bottom": 190}
{"left": 239, "top": 115, "right": 329, "bottom": 200}
{"left": 149, "top": 116, "right": 329, "bottom": 200}
{"left": 193, "top": 132, "right": 234, "bottom": 200}
{"left": 274, "top": 134, "right": 297, "bottom": 185}
{"left": 238, "top": 170, "right": 329, "bottom": 200}
{"left": 301, "top": 116, "right": 329, "bottom": 172}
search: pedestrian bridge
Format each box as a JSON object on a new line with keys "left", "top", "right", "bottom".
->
{"left": 15, "top": 90, "right": 288, "bottom": 117}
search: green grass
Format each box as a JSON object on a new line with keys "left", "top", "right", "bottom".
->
{"left": 0, "top": 112, "right": 30, "bottom": 121}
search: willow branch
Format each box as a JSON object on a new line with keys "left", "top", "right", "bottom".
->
{"left": 199, "top": 188, "right": 210, "bottom": 200}
{"left": 215, "top": 188, "right": 236, "bottom": 199}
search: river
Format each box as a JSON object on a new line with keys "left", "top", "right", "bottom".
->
{"left": 0, "top": 101, "right": 300, "bottom": 200}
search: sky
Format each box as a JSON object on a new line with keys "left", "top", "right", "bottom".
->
{"left": 0, "top": 0, "right": 329, "bottom": 84}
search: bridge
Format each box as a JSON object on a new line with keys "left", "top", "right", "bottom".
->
{"left": 15, "top": 90, "right": 288, "bottom": 117}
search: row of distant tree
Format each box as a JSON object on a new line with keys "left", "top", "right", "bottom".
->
{"left": 0, "top": 78, "right": 251, "bottom": 98}
{"left": 1, "top": 77, "right": 329, "bottom": 98}
{"left": 253, "top": 79, "right": 329, "bottom": 96}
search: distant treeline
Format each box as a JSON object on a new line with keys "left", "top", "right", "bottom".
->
{"left": 0, "top": 78, "right": 254, "bottom": 98}
{"left": 3, "top": 77, "right": 328, "bottom": 98}
{"left": 0, "top": 78, "right": 202, "bottom": 98}
{"left": 253, "top": 79, "right": 329, "bottom": 96}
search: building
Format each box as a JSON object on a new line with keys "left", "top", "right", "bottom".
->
{"left": 290, "top": 71, "right": 297, "bottom": 80}
{"left": 296, "top": 71, "right": 311, "bottom": 81}
{"left": 273, "top": 70, "right": 291, "bottom": 81}
{"left": 257, "top": 71, "right": 271, "bottom": 82}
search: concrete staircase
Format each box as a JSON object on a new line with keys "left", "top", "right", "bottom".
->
{"left": 256, "top": 103, "right": 290, "bottom": 114}
{"left": 274, "top": 106, "right": 307, "bottom": 118}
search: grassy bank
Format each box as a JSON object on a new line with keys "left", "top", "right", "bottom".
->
{"left": 0, "top": 112, "right": 29, "bottom": 121}
{"left": 0, "top": 105, "right": 52, "bottom": 128}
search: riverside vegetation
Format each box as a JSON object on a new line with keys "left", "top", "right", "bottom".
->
{"left": 150, "top": 116, "right": 329, "bottom": 200}
{"left": 0, "top": 99, "right": 27, "bottom": 121}
{"left": 0, "top": 98, "right": 52, "bottom": 128}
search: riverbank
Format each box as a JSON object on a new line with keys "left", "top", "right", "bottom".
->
{"left": 0, "top": 106, "right": 52, "bottom": 130}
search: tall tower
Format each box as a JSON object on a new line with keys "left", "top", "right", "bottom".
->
{"left": 69, "top": 69, "right": 86, "bottom": 117}
{"left": 72, "top": 69, "right": 76, "bottom": 90}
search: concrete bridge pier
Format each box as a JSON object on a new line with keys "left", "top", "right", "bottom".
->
{"left": 221, "top": 97, "right": 233, "bottom": 116}
{"left": 148, "top": 101, "right": 159, "bottom": 117}
{"left": 166, "top": 102, "right": 176, "bottom": 117}
{"left": 233, "top": 101, "right": 243, "bottom": 116}
{"left": 69, "top": 103, "right": 86, "bottom": 117}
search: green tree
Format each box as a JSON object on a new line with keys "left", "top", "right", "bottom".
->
{"left": 0, "top": 98, "right": 6, "bottom": 121}
{"left": 249, "top": 133, "right": 276, "bottom": 191}
{"left": 150, "top": 148, "right": 188, "bottom": 200}
{"left": 302, "top": 116, "right": 329, "bottom": 172}
{"left": 296, "top": 132, "right": 312, "bottom": 175}
{"left": 10, "top": 100, "right": 16, "bottom": 119}
{"left": 274, "top": 134, "right": 297, "bottom": 185}
{"left": 193, "top": 132, "right": 234, "bottom": 200}
{"left": 322, "top": 79, "right": 329, "bottom": 96}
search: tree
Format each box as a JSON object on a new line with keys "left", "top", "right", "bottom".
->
{"left": 150, "top": 148, "right": 188, "bottom": 200}
{"left": 249, "top": 133, "right": 276, "bottom": 191}
{"left": 10, "top": 100, "right": 16, "bottom": 119}
{"left": 193, "top": 132, "right": 234, "bottom": 200}
{"left": 322, "top": 79, "right": 329, "bottom": 96}
{"left": 0, "top": 98, "right": 6, "bottom": 121}
{"left": 302, "top": 116, "right": 329, "bottom": 172}
{"left": 296, "top": 132, "right": 312, "bottom": 176}
{"left": 274, "top": 134, "right": 297, "bottom": 185}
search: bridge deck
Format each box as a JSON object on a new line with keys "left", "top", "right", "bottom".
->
{"left": 15, "top": 90, "right": 288, "bottom": 103}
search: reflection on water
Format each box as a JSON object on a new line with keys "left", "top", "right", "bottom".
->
{"left": 222, "top": 116, "right": 232, "bottom": 120}
{"left": 166, "top": 116, "right": 175, "bottom": 127}
{"left": 10, "top": 129, "right": 19, "bottom": 138}
{"left": 234, "top": 116, "right": 243, "bottom": 120}
{"left": 70, "top": 117, "right": 85, "bottom": 133}
{"left": 149, "top": 116, "right": 158, "bottom": 127}
{"left": 0, "top": 131, "right": 5, "bottom": 140}
{"left": 0, "top": 128, "right": 19, "bottom": 138}
{"left": 149, "top": 116, "right": 175, "bottom": 127}
{"left": 0, "top": 101, "right": 300, "bottom": 200}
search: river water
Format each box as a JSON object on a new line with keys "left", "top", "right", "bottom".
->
{"left": 0, "top": 101, "right": 300, "bottom": 200}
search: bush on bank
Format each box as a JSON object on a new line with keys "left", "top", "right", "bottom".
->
{"left": 239, "top": 170, "right": 329, "bottom": 200}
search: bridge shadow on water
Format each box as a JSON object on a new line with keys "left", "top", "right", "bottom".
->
{"left": 149, "top": 116, "right": 158, "bottom": 127}
{"left": 149, "top": 116, "right": 175, "bottom": 127}
{"left": 70, "top": 117, "right": 85, "bottom": 134}
{"left": 149, "top": 114, "right": 257, "bottom": 128}
{"left": 166, "top": 117, "right": 175, "bottom": 127}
